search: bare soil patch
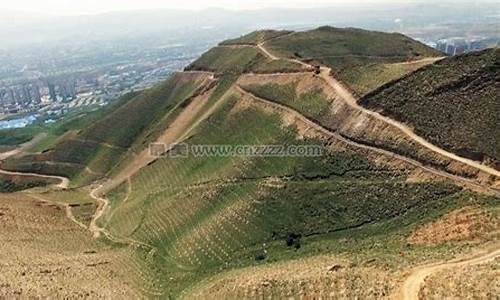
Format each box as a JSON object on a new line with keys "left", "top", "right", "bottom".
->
{"left": 409, "top": 206, "right": 500, "bottom": 245}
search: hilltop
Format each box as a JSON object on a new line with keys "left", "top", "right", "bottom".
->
{"left": 0, "top": 26, "right": 498, "bottom": 299}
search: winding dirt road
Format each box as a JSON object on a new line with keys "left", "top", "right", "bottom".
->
{"left": 236, "top": 86, "right": 497, "bottom": 195}
{"left": 255, "top": 42, "right": 500, "bottom": 179}
{"left": 0, "top": 132, "right": 47, "bottom": 160}
{"left": 398, "top": 247, "right": 500, "bottom": 300}
{"left": 88, "top": 185, "right": 108, "bottom": 238}
{"left": 0, "top": 168, "right": 69, "bottom": 189}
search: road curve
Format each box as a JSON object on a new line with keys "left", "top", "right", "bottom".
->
{"left": 236, "top": 85, "right": 498, "bottom": 196}
{"left": 256, "top": 42, "right": 500, "bottom": 179}
{"left": 398, "top": 247, "right": 500, "bottom": 300}
{"left": 0, "top": 169, "right": 69, "bottom": 189}
{"left": 317, "top": 67, "right": 500, "bottom": 178}
{"left": 88, "top": 185, "right": 109, "bottom": 238}
{"left": 0, "top": 132, "right": 47, "bottom": 160}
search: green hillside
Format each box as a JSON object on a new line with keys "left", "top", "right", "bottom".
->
{"left": 266, "top": 26, "right": 442, "bottom": 62}
{"left": 101, "top": 94, "right": 483, "bottom": 298}
{"left": 1, "top": 26, "right": 498, "bottom": 299}
{"left": 361, "top": 48, "right": 500, "bottom": 166}
{"left": 265, "top": 26, "right": 444, "bottom": 94}
{"left": 220, "top": 30, "right": 292, "bottom": 46}
{"left": 185, "top": 45, "right": 308, "bottom": 75}
{"left": 2, "top": 73, "right": 211, "bottom": 186}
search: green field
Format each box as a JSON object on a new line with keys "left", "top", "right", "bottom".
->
{"left": 243, "top": 81, "right": 331, "bottom": 119}
{"left": 334, "top": 59, "right": 438, "bottom": 95}
{"left": 266, "top": 26, "right": 442, "bottom": 62}
{"left": 186, "top": 46, "right": 266, "bottom": 74}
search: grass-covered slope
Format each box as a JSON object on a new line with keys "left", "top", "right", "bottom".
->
{"left": 361, "top": 48, "right": 500, "bottom": 166}
{"left": 100, "top": 92, "right": 489, "bottom": 297}
{"left": 266, "top": 26, "right": 442, "bottom": 62}
{"left": 2, "top": 26, "right": 498, "bottom": 298}
{"left": 265, "top": 26, "right": 444, "bottom": 94}
{"left": 220, "top": 30, "right": 292, "bottom": 46}
{"left": 185, "top": 45, "right": 308, "bottom": 75}
{"left": 186, "top": 46, "right": 266, "bottom": 74}
{"left": 2, "top": 73, "right": 211, "bottom": 186}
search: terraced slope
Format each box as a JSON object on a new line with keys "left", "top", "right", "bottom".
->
{"left": 361, "top": 48, "right": 500, "bottom": 167}
{"left": 102, "top": 91, "right": 494, "bottom": 298}
{"left": 265, "top": 26, "right": 444, "bottom": 95}
{"left": 1, "top": 72, "right": 213, "bottom": 186}
{"left": 1, "top": 26, "right": 498, "bottom": 299}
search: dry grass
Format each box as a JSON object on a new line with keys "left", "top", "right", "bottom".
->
{"left": 0, "top": 193, "right": 142, "bottom": 298}
{"left": 420, "top": 260, "right": 500, "bottom": 299}
{"left": 184, "top": 254, "right": 398, "bottom": 299}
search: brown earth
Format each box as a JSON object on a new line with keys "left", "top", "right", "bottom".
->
{"left": 0, "top": 193, "right": 142, "bottom": 298}
{"left": 408, "top": 206, "right": 500, "bottom": 245}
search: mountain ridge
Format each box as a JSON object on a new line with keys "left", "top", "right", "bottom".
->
{"left": 0, "top": 26, "right": 498, "bottom": 298}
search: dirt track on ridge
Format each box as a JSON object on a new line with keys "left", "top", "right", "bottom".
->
{"left": 254, "top": 42, "right": 500, "bottom": 181}
{"left": 236, "top": 86, "right": 497, "bottom": 195}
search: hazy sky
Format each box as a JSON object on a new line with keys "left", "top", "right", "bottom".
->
{"left": 2, "top": 0, "right": 416, "bottom": 15}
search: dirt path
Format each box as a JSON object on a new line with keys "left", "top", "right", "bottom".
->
{"left": 87, "top": 76, "right": 229, "bottom": 238}
{"left": 97, "top": 80, "right": 218, "bottom": 196}
{"left": 0, "top": 133, "right": 70, "bottom": 189}
{"left": 88, "top": 185, "right": 109, "bottom": 238}
{"left": 0, "top": 132, "right": 47, "bottom": 160}
{"left": 0, "top": 168, "right": 69, "bottom": 189}
{"left": 236, "top": 86, "right": 497, "bottom": 195}
{"left": 27, "top": 193, "right": 88, "bottom": 230}
{"left": 256, "top": 43, "right": 500, "bottom": 179}
{"left": 398, "top": 247, "right": 500, "bottom": 300}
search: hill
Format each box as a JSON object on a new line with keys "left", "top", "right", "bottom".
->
{"left": 0, "top": 26, "right": 499, "bottom": 298}
{"left": 361, "top": 48, "right": 499, "bottom": 167}
{"left": 265, "top": 26, "right": 444, "bottom": 95}
{"left": 1, "top": 72, "right": 214, "bottom": 186}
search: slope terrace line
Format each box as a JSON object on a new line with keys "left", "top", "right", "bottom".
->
{"left": 236, "top": 85, "right": 498, "bottom": 196}
{"left": 256, "top": 42, "right": 500, "bottom": 179}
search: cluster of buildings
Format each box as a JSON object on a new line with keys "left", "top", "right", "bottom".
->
{"left": 434, "top": 37, "right": 491, "bottom": 56}
{"left": 0, "top": 80, "right": 79, "bottom": 113}
{"left": 0, "top": 59, "right": 187, "bottom": 116}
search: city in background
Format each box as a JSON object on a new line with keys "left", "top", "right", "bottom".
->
{"left": 0, "top": 1, "right": 498, "bottom": 127}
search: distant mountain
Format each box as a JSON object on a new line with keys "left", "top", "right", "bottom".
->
{"left": 2, "top": 1, "right": 499, "bottom": 49}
